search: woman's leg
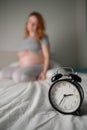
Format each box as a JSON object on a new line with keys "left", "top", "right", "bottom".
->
{"left": 0, "top": 63, "right": 20, "bottom": 80}
{"left": 12, "top": 64, "right": 44, "bottom": 83}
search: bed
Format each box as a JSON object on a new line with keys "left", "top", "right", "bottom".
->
{"left": 0, "top": 58, "right": 87, "bottom": 130}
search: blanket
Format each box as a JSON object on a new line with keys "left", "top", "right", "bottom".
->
{"left": 0, "top": 63, "right": 87, "bottom": 130}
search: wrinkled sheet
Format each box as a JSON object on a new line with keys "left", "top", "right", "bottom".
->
{"left": 0, "top": 72, "right": 87, "bottom": 130}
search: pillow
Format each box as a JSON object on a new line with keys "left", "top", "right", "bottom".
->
{"left": 46, "top": 59, "right": 66, "bottom": 80}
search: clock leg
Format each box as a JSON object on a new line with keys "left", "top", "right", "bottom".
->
{"left": 74, "top": 109, "right": 80, "bottom": 116}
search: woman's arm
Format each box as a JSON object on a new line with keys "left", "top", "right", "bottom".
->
{"left": 41, "top": 44, "right": 50, "bottom": 74}
{"left": 38, "top": 44, "right": 50, "bottom": 80}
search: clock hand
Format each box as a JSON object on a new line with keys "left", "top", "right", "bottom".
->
{"left": 59, "top": 95, "right": 65, "bottom": 105}
{"left": 59, "top": 94, "right": 74, "bottom": 105}
{"left": 64, "top": 94, "right": 74, "bottom": 97}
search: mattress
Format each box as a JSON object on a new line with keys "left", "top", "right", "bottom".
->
{"left": 0, "top": 62, "right": 87, "bottom": 130}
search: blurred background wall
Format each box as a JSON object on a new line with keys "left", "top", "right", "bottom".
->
{"left": 0, "top": 0, "right": 86, "bottom": 68}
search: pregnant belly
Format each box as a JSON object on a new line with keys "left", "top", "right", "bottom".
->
{"left": 19, "top": 51, "right": 44, "bottom": 67}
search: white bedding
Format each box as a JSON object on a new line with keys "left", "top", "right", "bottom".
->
{"left": 0, "top": 64, "right": 87, "bottom": 130}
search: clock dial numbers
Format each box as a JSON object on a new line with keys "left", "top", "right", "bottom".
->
{"left": 50, "top": 81, "right": 81, "bottom": 113}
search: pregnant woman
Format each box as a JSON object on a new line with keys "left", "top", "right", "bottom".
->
{"left": 0, "top": 11, "right": 51, "bottom": 82}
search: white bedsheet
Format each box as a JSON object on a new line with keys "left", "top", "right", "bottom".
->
{"left": 0, "top": 70, "right": 87, "bottom": 130}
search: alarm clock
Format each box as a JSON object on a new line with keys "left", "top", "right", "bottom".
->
{"left": 48, "top": 67, "right": 84, "bottom": 115}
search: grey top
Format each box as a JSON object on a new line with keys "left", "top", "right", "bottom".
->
{"left": 19, "top": 34, "right": 50, "bottom": 52}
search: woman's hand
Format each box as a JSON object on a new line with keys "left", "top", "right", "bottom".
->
{"left": 37, "top": 71, "right": 46, "bottom": 80}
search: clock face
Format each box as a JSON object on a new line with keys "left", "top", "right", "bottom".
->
{"left": 50, "top": 80, "right": 81, "bottom": 113}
